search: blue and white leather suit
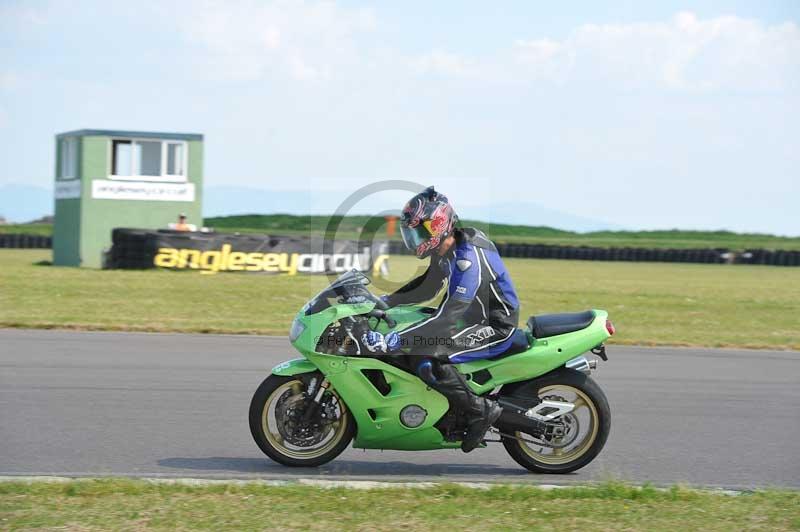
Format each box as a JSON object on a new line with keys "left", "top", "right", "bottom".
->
{"left": 386, "top": 228, "right": 520, "bottom": 363}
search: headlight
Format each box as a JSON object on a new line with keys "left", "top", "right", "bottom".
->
{"left": 400, "top": 405, "right": 427, "bottom": 428}
{"left": 289, "top": 318, "right": 306, "bottom": 342}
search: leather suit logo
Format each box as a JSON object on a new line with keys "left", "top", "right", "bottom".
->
{"left": 466, "top": 325, "right": 495, "bottom": 347}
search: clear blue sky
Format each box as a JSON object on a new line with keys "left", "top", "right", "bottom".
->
{"left": 1, "top": 1, "right": 798, "bottom": 234}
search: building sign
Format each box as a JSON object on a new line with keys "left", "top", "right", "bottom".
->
{"left": 91, "top": 180, "right": 195, "bottom": 202}
{"left": 54, "top": 179, "right": 82, "bottom": 200}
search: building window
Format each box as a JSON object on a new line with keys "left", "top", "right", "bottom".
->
{"left": 166, "top": 142, "right": 184, "bottom": 176}
{"left": 112, "top": 140, "right": 132, "bottom": 176}
{"left": 110, "top": 139, "right": 187, "bottom": 182}
{"left": 60, "top": 137, "right": 78, "bottom": 180}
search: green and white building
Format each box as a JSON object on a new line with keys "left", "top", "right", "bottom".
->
{"left": 53, "top": 129, "right": 204, "bottom": 267}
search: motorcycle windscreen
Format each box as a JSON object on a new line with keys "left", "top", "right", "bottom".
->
{"left": 400, "top": 223, "right": 432, "bottom": 251}
{"left": 303, "top": 270, "right": 371, "bottom": 315}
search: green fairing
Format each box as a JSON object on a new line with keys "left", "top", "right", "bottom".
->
{"left": 274, "top": 298, "right": 611, "bottom": 451}
{"left": 457, "top": 310, "right": 609, "bottom": 395}
{"left": 271, "top": 357, "right": 318, "bottom": 376}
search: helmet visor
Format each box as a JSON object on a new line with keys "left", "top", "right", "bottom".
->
{"left": 400, "top": 223, "right": 432, "bottom": 251}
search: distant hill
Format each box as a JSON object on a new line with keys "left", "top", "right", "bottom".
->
{"left": 0, "top": 183, "right": 616, "bottom": 231}
{"left": 5, "top": 212, "right": 800, "bottom": 250}
{"left": 204, "top": 214, "right": 800, "bottom": 251}
{"left": 4, "top": 184, "right": 798, "bottom": 251}
{"left": 203, "top": 187, "right": 318, "bottom": 217}
{"left": 456, "top": 201, "right": 621, "bottom": 232}
{"left": 202, "top": 186, "right": 618, "bottom": 232}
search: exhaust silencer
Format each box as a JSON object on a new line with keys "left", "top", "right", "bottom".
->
{"left": 565, "top": 355, "right": 596, "bottom": 375}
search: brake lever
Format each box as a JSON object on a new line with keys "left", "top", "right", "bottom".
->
{"left": 367, "top": 309, "right": 397, "bottom": 329}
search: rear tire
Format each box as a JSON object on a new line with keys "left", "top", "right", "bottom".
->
{"left": 249, "top": 374, "right": 355, "bottom": 467}
{"left": 501, "top": 368, "right": 610, "bottom": 474}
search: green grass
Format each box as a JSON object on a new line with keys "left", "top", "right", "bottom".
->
{"left": 7, "top": 217, "right": 800, "bottom": 250}
{"left": 0, "top": 479, "right": 797, "bottom": 531}
{"left": 0, "top": 224, "right": 52, "bottom": 236}
{"left": 1, "top": 250, "right": 799, "bottom": 349}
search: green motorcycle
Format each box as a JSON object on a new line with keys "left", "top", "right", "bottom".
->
{"left": 249, "top": 270, "right": 615, "bottom": 473}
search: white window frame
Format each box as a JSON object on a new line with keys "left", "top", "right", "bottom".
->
{"left": 108, "top": 137, "right": 188, "bottom": 183}
{"left": 163, "top": 141, "right": 187, "bottom": 180}
{"left": 59, "top": 137, "right": 79, "bottom": 180}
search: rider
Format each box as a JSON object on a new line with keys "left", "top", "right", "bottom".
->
{"left": 361, "top": 186, "right": 520, "bottom": 452}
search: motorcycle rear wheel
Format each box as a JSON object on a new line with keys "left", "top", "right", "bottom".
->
{"left": 249, "top": 374, "right": 355, "bottom": 467}
{"left": 501, "top": 368, "right": 610, "bottom": 474}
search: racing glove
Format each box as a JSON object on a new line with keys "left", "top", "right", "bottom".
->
{"left": 361, "top": 331, "right": 400, "bottom": 353}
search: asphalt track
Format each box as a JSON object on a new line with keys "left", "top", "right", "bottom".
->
{"left": 1, "top": 329, "right": 798, "bottom": 489}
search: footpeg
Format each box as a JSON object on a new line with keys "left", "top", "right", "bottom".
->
{"left": 525, "top": 399, "right": 575, "bottom": 421}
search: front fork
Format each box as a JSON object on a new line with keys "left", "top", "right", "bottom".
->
{"left": 301, "top": 376, "right": 330, "bottom": 422}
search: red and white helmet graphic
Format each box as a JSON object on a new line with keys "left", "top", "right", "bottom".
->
{"left": 400, "top": 186, "right": 458, "bottom": 259}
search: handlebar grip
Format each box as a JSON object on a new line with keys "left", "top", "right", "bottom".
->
{"left": 367, "top": 309, "right": 396, "bottom": 329}
{"left": 374, "top": 296, "right": 389, "bottom": 311}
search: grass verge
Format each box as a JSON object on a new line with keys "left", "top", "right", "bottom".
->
{"left": 1, "top": 250, "right": 799, "bottom": 350}
{"left": 1, "top": 479, "right": 798, "bottom": 531}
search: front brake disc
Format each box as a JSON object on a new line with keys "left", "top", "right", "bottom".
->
{"left": 275, "top": 392, "right": 329, "bottom": 447}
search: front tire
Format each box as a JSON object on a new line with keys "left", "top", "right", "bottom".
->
{"left": 249, "top": 374, "right": 355, "bottom": 467}
{"left": 501, "top": 368, "right": 611, "bottom": 474}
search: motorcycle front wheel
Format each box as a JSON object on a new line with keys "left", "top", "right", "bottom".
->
{"left": 249, "top": 374, "right": 355, "bottom": 467}
{"left": 501, "top": 368, "right": 611, "bottom": 474}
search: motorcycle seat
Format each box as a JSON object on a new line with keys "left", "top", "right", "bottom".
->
{"left": 527, "top": 310, "right": 596, "bottom": 339}
{"left": 489, "top": 329, "right": 531, "bottom": 360}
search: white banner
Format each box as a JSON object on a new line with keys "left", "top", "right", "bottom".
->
{"left": 54, "top": 179, "right": 82, "bottom": 200}
{"left": 92, "top": 180, "right": 195, "bottom": 202}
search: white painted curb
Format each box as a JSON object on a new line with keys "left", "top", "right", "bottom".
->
{"left": 0, "top": 476, "right": 744, "bottom": 495}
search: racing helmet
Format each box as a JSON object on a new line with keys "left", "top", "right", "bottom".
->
{"left": 400, "top": 186, "right": 458, "bottom": 259}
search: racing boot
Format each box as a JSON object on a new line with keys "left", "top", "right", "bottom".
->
{"left": 418, "top": 361, "right": 502, "bottom": 453}
{"left": 461, "top": 396, "right": 502, "bottom": 453}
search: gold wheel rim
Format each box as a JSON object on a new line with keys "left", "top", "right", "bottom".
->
{"left": 517, "top": 384, "right": 599, "bottom": 465}
{"left": 262, "top": 380, "right": 348, "bottom": 460}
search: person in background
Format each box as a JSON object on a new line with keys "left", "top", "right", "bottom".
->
{"left": 171, "top": 213, "right": 195, "bottom": 232}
